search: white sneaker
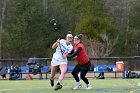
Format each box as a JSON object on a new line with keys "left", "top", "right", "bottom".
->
{"left": 73, "top": 84, "right": 82, "bottom": 90}
{"left": 86, "top": 84, "right": 92, "bottom": 90}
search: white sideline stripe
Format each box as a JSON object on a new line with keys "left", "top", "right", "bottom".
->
{"left": 0, "top": 89, "right": 14, "bottom": 91}
{"left": 0, "top": 86, "right": 71, "bottom": 92}
{"left": 0, "top": 87, "right": 46, "bottom": 92}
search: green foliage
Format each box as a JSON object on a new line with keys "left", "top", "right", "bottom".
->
{"left": 48, "top": 0, "right": 107, "bottom": 37}
{"left": 75, "top": 15, "right": 116, "bottom": 40}
{"left": 117, "top": 0, "right": 140, "bottom": 56}
{"left": 48, "top": 0, "right": 116, "bottom": 40}
{"left": 2, "top": 0, "right": 119, "bottom": 58}
{"left": 4, "top": 0, "right": 139, "bottom": 58}
{"left": 130, "top": 0, "right": 140, "bottom": 30}
{"left": 3, "top": 0, "right": 51, "bottom": 58}
{"left": 0, "top": 1, "right": 2, "bottom": 12}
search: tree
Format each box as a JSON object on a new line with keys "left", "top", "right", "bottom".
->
{"left": 47, "top": 0, "right": 119, "bottom": 57}
{"left": 129, "top": 0, "right": 140, "bottom": 55}
{"left": 75, "top": 15, "right": 118, "bottom": 57}
{"left": 3, "top": 0, "right": 51, "bottom": 58}
{"left": 0, "top": 0, "right": 9, "bottom": 58}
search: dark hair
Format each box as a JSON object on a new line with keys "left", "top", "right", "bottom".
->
{"left": 77, "top": 34, "right": 83, "bottom": 40}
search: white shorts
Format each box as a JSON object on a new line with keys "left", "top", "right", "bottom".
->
{"left": 51, "top": 58, "right": 67, "bottom": 66}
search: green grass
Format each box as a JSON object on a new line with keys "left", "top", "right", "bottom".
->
{"left": 0, "top": 79, "right": 140, "bottom": 93}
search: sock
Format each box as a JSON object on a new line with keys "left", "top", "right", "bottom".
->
{"left": 57, "top": 80, "right": 61, "bottom": 85}
{"left": 87, "top": 83, "right": 91, "bottom": 87}
{"left": 76, "top": 82, "right": 81, "bottom": 85}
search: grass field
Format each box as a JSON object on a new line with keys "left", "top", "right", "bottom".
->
{"left": 0, "top": 78, "right": 140, "bottom": 93}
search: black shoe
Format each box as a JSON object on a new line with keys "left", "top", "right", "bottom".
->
{"left": 50, "top": 78, "right": 54, "bottom": 87}
{"left": 54, "top": 84, "right": 63, "bottom": 90}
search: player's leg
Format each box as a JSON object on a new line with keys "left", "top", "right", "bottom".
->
{"left": 54, "top": 64, "right": 67, "bottom": 90}
{"left": 80, "top": 62, "right": 92, "bottom": 89}
{"left": 50, "top": 65, "right": 58, "bottom": 87}
{"left": 72, "top": 64, "right": 82, "bottom": 89}
{"left": 58, "top": 64, "right": 67, "bottom": 84}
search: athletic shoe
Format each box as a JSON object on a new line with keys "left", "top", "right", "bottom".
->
{"left": 86, "top": 84, "right": 92, "bottom": 90}
{"left": 50, "top": 78, "right": 54, "bottom": 87}
{"left": 54, "top": 84, "right": 63, "bottom": 90}
{"left": 73, "top": 84, "right": 82, "bottom": 90}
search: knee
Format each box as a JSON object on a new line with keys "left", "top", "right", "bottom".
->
{"left": 72, "top": 71, "right": 76, "bottom": 76}
{"left": 62, "top": 72, "right": 66, "bottom": 75}
{"left": 60, "top": 70, "right": 66, "bottom": 75}
{"left": 81, "top": 75, "right": 86, "bottom": 80}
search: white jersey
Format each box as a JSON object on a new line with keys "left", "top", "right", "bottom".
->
{"left": 51, "top": 39, "right": 73, "bottom": 66}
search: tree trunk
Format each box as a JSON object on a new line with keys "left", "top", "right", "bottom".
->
{"left": 43, "top": 0, "right": 48, "bottom": 14}
{"left": 0, "top": 0, "right": 9, "bottom": 58}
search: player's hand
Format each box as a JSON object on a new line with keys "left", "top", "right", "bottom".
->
{"left": 63, "top": 54, "right": 67, "bottom": 59}
{"left": 67, "top": 55, "right": 71, "bottom": 58}
{"left": 56, "top": 39, "right": 60, "bottom": 43}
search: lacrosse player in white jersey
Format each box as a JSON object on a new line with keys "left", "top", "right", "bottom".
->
{"left": 50, "top": 34, "right": 73, "bottom": 90}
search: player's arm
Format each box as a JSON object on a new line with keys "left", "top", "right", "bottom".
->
{"left": 68, "top": 50, "right": 74, "bottom": 55}
{"left": 52, "top": 39, "right": 60, "bottom": 49}
{"left": 63, "top": 48, "right": 74, "bottom": 59}
{"left": 67, "top": 47, "right": 82, "bottom": 58}
{"left": 63, "top": 52, "right": 69, "bottom": 59}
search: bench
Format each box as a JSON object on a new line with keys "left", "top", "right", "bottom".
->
{"left": 8, "top": 64, "right": 125, "bottom": 80}
{"left": 67, "top": 65, "right": 125, "bottom": 79}
{"left": 8, "top": 66, "right": 50, "bottom": 80}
